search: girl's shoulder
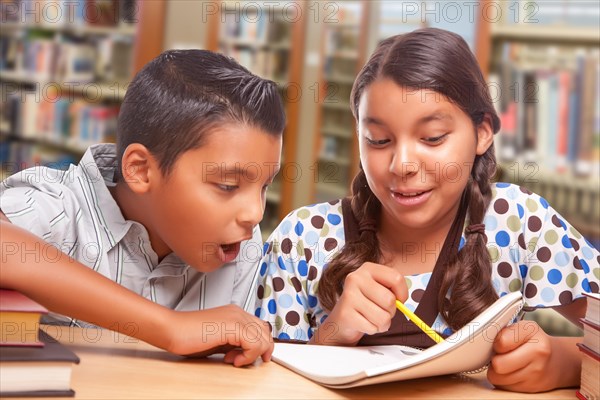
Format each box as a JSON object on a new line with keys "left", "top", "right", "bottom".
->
{"left": 489, "top": 182, "right": 551, "bottom": 216}
{"left": 267, "top": 199, "right": 346, "bottom": 241}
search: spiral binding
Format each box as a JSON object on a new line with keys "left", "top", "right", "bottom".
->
{"left": 460, "top": 298, "right": 525, "bottom": 376}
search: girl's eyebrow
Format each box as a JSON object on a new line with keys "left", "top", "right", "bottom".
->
{"left": 363, "top": 112, "right": 453, "bottom": 128}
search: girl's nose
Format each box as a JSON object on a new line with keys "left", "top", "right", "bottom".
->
{"left": 389, "top": 142, "right": 419, "bottom": 178}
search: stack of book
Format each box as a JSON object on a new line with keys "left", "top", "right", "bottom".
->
{"left": 0, "top": 289, "right": 79, "bottom": 397}
{"left": 577, "top": 292, "right": 600, "bottom": 400}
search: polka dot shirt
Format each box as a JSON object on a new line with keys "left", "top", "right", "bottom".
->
{"left": 254, "top": 183, "right": 600, "bottom": 341}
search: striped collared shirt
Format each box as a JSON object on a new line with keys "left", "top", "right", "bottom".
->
{"left": 0, "top": 144, "right": 262, "bottom": 326}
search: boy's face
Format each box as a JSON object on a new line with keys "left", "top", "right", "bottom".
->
{"left": 357, "top": 79, "right": 493, "bottom": 234}
{"left": 147, "top": 125, "right": 281, "bottom": 272}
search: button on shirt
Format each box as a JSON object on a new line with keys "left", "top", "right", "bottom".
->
{"left": 0, "top": 144, "right": 262, "bottom": 326}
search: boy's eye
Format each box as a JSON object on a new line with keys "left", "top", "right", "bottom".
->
{"left": 422, "top": 133, "right": 449, "bottom": 144}
{"left": 218, "top": 184, "right": 238, "bottom": 192}
{"left": 365, "top": 137, "right": 390, "bottom": 147}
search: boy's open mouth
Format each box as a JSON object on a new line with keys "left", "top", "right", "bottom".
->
{"left": 219, "top": 241, "right": 241, "bottom": 263}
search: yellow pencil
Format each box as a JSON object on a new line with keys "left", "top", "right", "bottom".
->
{"left": 395, "top": 300, "right": 444, "bottom": 344}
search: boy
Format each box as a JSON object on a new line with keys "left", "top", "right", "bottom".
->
{"left": 0, "top": 50, "right": 283, "bottom": 366}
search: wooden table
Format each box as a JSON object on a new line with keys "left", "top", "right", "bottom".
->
{"left": 14, "top": 326, "right": 577, "bottom": 399}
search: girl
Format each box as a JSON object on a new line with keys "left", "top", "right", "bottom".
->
{"left": 1, "top": 50, "right": 282, "bottom": 366}
{"left": 255, "top": 28, "right": 599, "bottom": 392}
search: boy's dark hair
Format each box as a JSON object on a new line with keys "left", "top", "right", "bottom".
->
{"left": 319, "top": 28, "right": 501, "bottom": 331}
{"left": 116, "top": 49, "right": 285, "bottom": 179}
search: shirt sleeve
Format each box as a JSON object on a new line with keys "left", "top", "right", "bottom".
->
{"left": 489, "top": 184, "right": 599, "bottom": 309}
{"left": 253, "top": 206, "right": 335, "bottom": 341}
{"left": 1, "top": 169, "right": 80, "bottom": 255}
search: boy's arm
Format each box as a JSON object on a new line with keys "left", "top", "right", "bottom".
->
{"left": 0, "top": 216, "right": 273, "bottom": 365}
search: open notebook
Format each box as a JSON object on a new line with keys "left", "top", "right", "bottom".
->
{"left": 272, "top": 291, "right": 524, "bottom": 388}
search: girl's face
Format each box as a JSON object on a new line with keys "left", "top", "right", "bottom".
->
{"left": 148, "top": 125, "right": 282, "bottom": 272}
{"left": 357, "top": 79, "right": 493, "bottom": 233}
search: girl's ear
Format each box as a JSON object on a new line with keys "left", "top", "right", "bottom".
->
{"left": 120, "top": 144, "right": 161, "bottom": 194}
{"left": 476, "top": 114, "right": 494, "bottom": 156}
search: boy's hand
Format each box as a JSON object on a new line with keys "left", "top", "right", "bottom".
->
{"left": 487, "top": 320, "right": 579, "bottom": 393}
{"left": 312, "top": 262, "right": 407, "bottom": 346}
{"left": 165, "top": 304, "right": 273, "bottom": 367}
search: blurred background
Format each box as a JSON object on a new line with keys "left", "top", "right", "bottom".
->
{"left": 0, "top": 1, "right": 598, "bottom": 333}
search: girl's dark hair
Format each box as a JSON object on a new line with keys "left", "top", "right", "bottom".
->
{"left": 318, "top": 28, "right": 501, "bottom": 331}
{"left": 117, "top": 49, "right": 285, "bottom": 178}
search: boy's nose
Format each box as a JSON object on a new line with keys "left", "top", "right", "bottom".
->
{"left": 237, "top": 195, "right": 264, "bottom": 227}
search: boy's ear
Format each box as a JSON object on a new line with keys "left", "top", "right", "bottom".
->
{"left": 120, "top": 144, "right": 161, "bottom": 194}
{"left": 475, "top": 114, "right": 494, "bottom": 156}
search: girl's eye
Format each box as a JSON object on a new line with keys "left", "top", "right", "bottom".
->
{"left": 218, "top": 184, "right": 238, "bottom": 192}
{"left": 365, "top": 137, "right": 390, "bottom": 147}
{"left": 423, "top": 133, "right": 449, "bottom": 144}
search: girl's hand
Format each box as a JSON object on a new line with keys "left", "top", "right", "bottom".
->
{"left": 312, "top": 262, "right": 408, "bottom": 346}
{"left": 487, "top": 320, "right": 581, "bottom": 393}
{"left": 164, "top": 304, "right": 274, "bottom": 367}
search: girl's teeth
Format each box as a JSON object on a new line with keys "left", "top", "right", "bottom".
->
{"left": 401, "top": 192, "right": 421, "bottom": 197}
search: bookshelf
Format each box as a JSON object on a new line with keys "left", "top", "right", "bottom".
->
{"left": 206, "top": 0, "right": 306, "bottom": 240}
{"left": 310, "top": 0, "right": 368, "bottom": 203}
{"left": 0, "top": 0, "right": 165, "bottom": 179}
{"left": 477, "top": 0, "right": 600, "bottom": 245}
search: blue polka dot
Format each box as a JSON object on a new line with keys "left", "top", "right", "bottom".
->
{"left": 496, "top": 182, "right": 510, "bottom": 188}
{"left": 582, "top": 246, "right": 594, "bottom": 260}
{"left": 277, "top": 256, "right": 287, "bottom": 270}
{"left": 561, "top": 235, "right": 573, "bottom": 249}
{"left": 318, "top": 204, "right": 330, "bottom": 214}
{"left": 556, "top": 217, "right": 566, "bottom": 230}
{"left": 442, "top": 327, "right": 454, "bottom": 336}
{"left": 268, "top": 262, "right": 277, "bottom": 275}
{"left": 547, "top": 269, "right": 562, "bottom": 284}
{"left": 308, "top": 295, "right": 318, "bottom": 308}
{"left": 298, "top": 260, "right": 308, "bottom": 277}
{"left": 296, "top": 294, "right": 304, "bottom": 305}
{"left": 582, "top": 278, "right": 591, "bottom": 292}
{"left": 421, "top": 273, "right": 431, "bottom": 286}
{"left": 510, "top": 248, "right": 520, "bottom": 263}
{"left": 336, "top": 227, "right": 345, "bottom": 239}
{"left": 492, "top": 278, "right": 501, "bottom": 291}
{"left": 263, "top": 243, "right": 270, "bottom": 256}
{"left": 305, "top": 231, "right": 319, "bottom": 247}
{"left": 554, "top": 252, "right": 570, "bottom": 267}
{"left": 294, "top": 221, "right": 304, "bottom": 235}
{"left": 403, "top": 303, "right": 416, "bottom": 312}
{"left": 580, "top": 259, "right": 590, "bottom": 274}
{"left": 278, "top": 294, "right": 293, "bottom": 308}
{"left": 327, "top": 214, "right": 341, "bottom": 225}
{"left": 279, "top": 220, "right": 292, "bottom": 235}
{"left": 259, "top": 262, "right": 267, "bottom": 276}
{"left": 267, "top": 299, "right": 277, "bottom": 314}
{"left": 308, "top": 329, "right": 313, "bottom": 340}
{"left": 254, "top": 307, "right": 263, "bottom": 318}
{"left": 517, "top": 204, "right": 524, "bottom": 219}
{"left": 320, "top": 315, "right": 328, "bottom": 324}
{"left": 278, "top": 332, "right": 290, "bottom": 340}
{"left": 541, "top": 287, "right": 555, "bottom": 302}
{"left": 484, "top": 215, "right": 498, "bottom": 230}
{"left": 496, "top": 231, "right": 510, "bottom": 247}
{"left": 519, "top": 264, "right": 528, "bottom": 278}
{"left": 459, "top": 237, "right": 465, "bottom": 250}
{"left": 507, "top": 186, "right": 519, "bottom": 200}
{"left": 539, "top": 197, "right": 549, "bottom": 209}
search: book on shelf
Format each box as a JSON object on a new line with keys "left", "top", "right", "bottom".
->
{"left": 0, "top": 329, "right": 80, "bottom": 397}
{"left": 492, "top": 43, "right": 600, "bottom": 176}
{"left": 0, "top": 289, "right": 48, "bottom": 347}
{"left": 272, "top": 291, "right": 523, "bottom": 389}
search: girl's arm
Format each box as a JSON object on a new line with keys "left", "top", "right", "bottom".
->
{"left": 0, "top": 218, "right": 273, "bottom": 366}
{"left": 487, "top": 298, "right": 586, "bottom": 393}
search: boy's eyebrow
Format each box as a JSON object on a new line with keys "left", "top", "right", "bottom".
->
{"left": 214, "top": 164, "right": 280, "bottom": 181}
